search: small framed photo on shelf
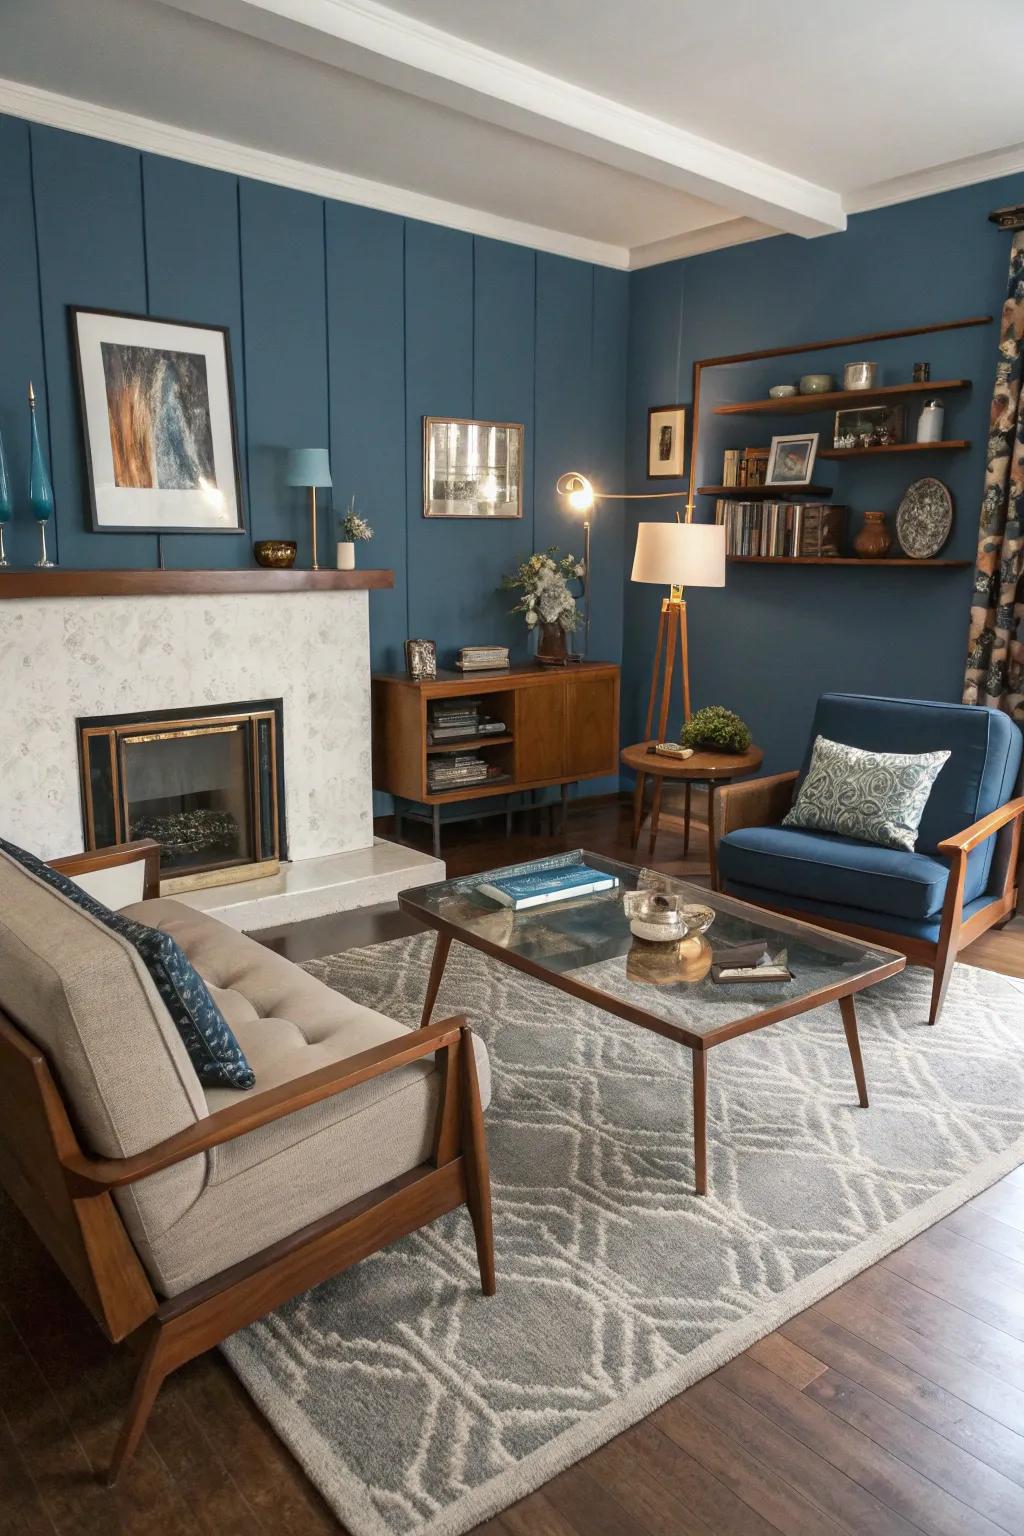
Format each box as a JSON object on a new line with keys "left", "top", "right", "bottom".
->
{"left": 766, "top": 431, "right": 819, "bottom": 487}
{"left": 423, "top": 418, "right": 523, "bottom": 518}
{"left": 404, "top": 638, "right": 437, "bottom": 680}
{"left": 833, "top": 404, "right": 906, "bottom": 450}
{"left": 647, "top": 403, "right": 686, "bottom": 478}
{"left": 71, "top": 307, "right": 244, "bottom": 534}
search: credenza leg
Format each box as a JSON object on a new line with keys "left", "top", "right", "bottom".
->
{"left": 432, "top": 803, "right": 441, "bottom": 859}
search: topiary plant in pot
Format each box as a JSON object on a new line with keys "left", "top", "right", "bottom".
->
{"left": 681, "top": 705, "right": 752, "bottom": 754}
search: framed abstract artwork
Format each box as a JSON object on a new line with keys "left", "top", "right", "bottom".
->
{"left": 766, "top": 431, "right": 819, "bottom": 487}
{"left": 423, "top": 417, "right": 523, "bottom": 518}
{"left": 71, "top": 307, "right": 244, "bottom": 534}
{"left": 647, "top": 403, "right": 686, "bottom": 478}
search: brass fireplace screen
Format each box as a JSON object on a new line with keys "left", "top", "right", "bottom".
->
{"left": 77, "top": 700, "right": 286, "bottom": 893}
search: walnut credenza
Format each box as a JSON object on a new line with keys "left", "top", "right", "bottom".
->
{"left": 372, "top": 661, "right": 621, "bottom": 855}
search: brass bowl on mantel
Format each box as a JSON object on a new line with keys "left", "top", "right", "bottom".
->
{"left": 253, "top": 540, "right": 297, "bottom": 569}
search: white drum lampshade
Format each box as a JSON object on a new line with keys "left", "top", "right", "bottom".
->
{"left": 631, "top": 520, "right": 726, "bottom": 588}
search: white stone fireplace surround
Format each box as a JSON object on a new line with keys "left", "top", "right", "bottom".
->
{"left": 0, "top": 587, "right": 441, "bottom": 926}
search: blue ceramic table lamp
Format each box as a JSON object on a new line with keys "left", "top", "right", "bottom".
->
{"left": 0, "top": 426, "right": 10, "bottom": 569}
{"left": 29, "top": 382, "right": 55, "bottom": 568}
{"left": 285, "top": 447, "right": 332, "bottom": 571}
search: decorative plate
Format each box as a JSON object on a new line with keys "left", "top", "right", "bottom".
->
{"left": 896, "top": 477, "right": 953, "bottom": 559}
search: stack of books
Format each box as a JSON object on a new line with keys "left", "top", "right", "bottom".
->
{"left": 721, "top": 447, "right": 769, "bottom": 488}
{"left": 716, "top": 502, "right": 845, "bottom": 558}
{"left": 427, "top": 699, "right": 507, "bottom": 743}
{"left": 456, "top": 645, "right": 510, "bottom": 672}
{"left": 428, "top": 754, "right": 502, "bottom": 792}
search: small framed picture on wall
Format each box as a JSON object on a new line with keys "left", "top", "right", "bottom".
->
{"left": 71, "top": 307, "right": 245, "bottom": 534}
{"left": 647, "top": 404, "right": 686, "bottom": 479}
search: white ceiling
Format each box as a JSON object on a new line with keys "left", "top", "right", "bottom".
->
{"left": 1, "top": 0, "right": 1022, "bottom": 269}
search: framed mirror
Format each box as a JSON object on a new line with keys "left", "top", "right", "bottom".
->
{"left": 423, "top": 417, "right": 523, "bottom": 518}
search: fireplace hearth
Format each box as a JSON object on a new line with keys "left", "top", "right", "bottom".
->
{"left": 77, "top": 700, "right": 286, "bottom": 892}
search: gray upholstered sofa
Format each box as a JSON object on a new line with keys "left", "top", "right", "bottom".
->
{"left": 0, "top": 838, "right": 493, "bottom": 1481}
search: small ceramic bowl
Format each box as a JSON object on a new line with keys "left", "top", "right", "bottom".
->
{"left": 768, "top": 384, "right": 798, "bottom": 399}
{"left": 253, "top": 540, "right": 297, "bottom": 569}
{"left": 799, "top": 373, "right": 834, "bottom": 394}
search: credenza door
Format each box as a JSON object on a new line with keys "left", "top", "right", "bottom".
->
{"left": 515, "top": 682, "right": 565, "bottom": 783}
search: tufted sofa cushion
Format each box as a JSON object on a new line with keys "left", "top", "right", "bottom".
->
{"left": 118, "top": 899, "right": 491, "bottom": 1297}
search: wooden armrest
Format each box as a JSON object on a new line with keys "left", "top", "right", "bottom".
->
{"left": 937, "top": 796, "right": 1024, "bottom": 856}
{"left": 62, "top": 1015, "right": 468, "bottom": 1195}
{"left": 48, "top": 840, "right": 161, "bottom": 901}
{"left": 717, "top": 771, "right": 799, "bottom": 838}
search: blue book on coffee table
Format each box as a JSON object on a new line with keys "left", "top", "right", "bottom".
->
{"left": 478, "top": 864, "right": 618, "bottom": 910}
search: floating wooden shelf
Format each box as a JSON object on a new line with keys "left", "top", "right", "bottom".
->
{"left": 0, "top": 568, "right": 395, "bottom": 599}
{"left": 426, "top": 734, "right": 514, "bottom": 753}
{"left": 698, "top": 484, "right": 832, "bottom": 500}
{"left": 714, "top": 380, "right": 970, "bottom": 417}
{"left": 818, "top": 439, "right": 970, "bottom": 459}
{"left": 727, "top": 556, "right": 972, "bottom": 568}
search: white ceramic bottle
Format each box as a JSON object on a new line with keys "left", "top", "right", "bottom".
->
{"left": 916, "top": 400, "right": 945, "bottom": 443}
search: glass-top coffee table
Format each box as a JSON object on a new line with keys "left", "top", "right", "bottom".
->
{"left": 399, "top": 850, "right": 906, "bottom": 1194}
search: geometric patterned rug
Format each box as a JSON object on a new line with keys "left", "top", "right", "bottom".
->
{"left": 222, "top": 934, "right": 1024, "bottom": 1536}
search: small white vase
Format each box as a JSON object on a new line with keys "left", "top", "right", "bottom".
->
{"left": 336, "top": 541, "right": 355, "bottom": 570}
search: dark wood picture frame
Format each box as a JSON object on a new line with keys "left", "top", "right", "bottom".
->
{"left": 70, "top": 305, "right": 246, "bottom": 536}
{"left": 647, "top": 402, "right": 687, "bottom": 479}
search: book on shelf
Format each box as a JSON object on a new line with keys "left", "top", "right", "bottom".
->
{"left": 478, "top": 862, "right": 619, "bottom": 910}
{"left": 715, "top": 501, "right": 846, "bottom": 558}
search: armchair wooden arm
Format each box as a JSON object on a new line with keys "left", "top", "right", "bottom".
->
{"left": 61, "top": 1016, "right": 468, "bottom": 1194}
{"left": 937, "top": 796, "right": 1024, "bottom": 855}
{"left": 717, "top": 770, "right": 799, "bottom": 839}
{"left": 48, "top": 839, "right": 161, "bottom": 900}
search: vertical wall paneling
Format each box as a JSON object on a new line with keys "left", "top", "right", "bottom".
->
{"left": 31, "top": 124, "right": 154, "bottom": 568}
{"left": 469, "top": 236, "right": 536, "bottom": 660}
{"left": 0, "top": 116, "right": 48, "bottom": 570}
{"left": 238, "top": 178, "right": 328, "bottom": 553}
{"left": 403, "top": 221, "right": 474, "bottom": 660}
{"left": 141, "top": 153, "right": 249, "bottom": 568}
{"left": 325, "top": 201, "right": 407, "bottom": 671}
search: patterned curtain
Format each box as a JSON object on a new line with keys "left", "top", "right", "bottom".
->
{"left": 964, "top": 232, "right": 1024, "bottom": 720}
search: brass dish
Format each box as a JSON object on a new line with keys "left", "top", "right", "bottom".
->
{"left": 253, "top": 540, "right": 297, "bottom": 569}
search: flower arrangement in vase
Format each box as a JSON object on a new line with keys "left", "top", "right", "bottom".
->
{"left": 337, "top": 497, "right": 373, "bottom": 569}
{"left": 501, "top": 547, "right": 583, "bottom": 664}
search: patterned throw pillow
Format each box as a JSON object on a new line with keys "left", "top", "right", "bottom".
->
{"left": 782, "top": 735, "right": 950, "bottom": 852}
{"left": 0, "top": 838, "right": 255, "bottom": 1090}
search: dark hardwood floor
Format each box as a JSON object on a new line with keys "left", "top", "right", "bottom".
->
{"left": 2, "top": 792, "right": 1023, "bottom": 1536}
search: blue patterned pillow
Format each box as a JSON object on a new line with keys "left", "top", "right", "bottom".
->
{"left": 782, "top": 735, "right": 950, "bottom": 853}
{"left": 0, "top": 839, "right": 255, "bottom": 1090}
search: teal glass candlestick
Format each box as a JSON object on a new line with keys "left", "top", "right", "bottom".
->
{"left": 28, "top": 382, "right": 54, "bottom": 568}
{"left": 0, "top": 426, "right": 10, "bottom": 569}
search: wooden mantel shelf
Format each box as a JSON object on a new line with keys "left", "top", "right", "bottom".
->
{"left": 0, "top": 568, "right": 395, "bottom": 599}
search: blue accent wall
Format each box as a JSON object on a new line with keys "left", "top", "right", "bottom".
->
{"left": 0, "top": 114, "right": 627, "bottom": 716}
{"left": 4, "top": 108, "right": 1020, "bottom": 809}
{"left": 624, "top": 172, "right": 1024, "bottom": 778}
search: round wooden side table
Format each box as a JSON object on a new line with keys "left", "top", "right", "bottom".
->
{"left": 620, "top": 740, "right": 764, "bottom": 888}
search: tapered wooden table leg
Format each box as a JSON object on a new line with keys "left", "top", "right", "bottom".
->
{"left": 840, "top": 994, "right": 869, "bottom": 1108}
{"left": 683, "top": 782, "right": 692, "bottom": 857}
{"left": 648, "top": 776, "right": 664, "bottom": 857}
{"left": 631, "top": 771, "right": 646, "bottom": 848}
{"left": 707, "top": 784, "right": 721, "bottom": 890}
{"left": 692, "top": 1046, "right": 708, "bottom": 1195}
{"left": 420, "top": 932, "right": 452, "bottom": 1027}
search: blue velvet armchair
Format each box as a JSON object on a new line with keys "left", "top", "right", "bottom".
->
{"left": 717, "top": 694, "right": 1024, "bottom": 1024}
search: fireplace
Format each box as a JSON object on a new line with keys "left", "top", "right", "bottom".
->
{"left": 77, "top": 700, "right": 286, "bottom": 893}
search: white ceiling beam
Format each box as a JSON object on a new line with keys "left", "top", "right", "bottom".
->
{"left": 165, "top": 0, "right": 847, "bottom": 238}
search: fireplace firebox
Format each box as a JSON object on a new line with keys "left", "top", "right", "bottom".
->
{"left": 77, "top": 700, "right": 286, "bottom": 893}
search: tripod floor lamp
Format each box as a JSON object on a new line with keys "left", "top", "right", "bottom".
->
{"left": 555, "top": 475, "right": 726, "bottom": 730}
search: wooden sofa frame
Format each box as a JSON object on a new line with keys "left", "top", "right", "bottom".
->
{"left": 0, "top": 841, "right": 494, "bottom": 1484}
{"left": 718, "top": 772, "right": 1024, "bottom": 1025}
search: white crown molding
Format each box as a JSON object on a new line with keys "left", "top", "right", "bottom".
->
{"left": 0, "top": 75, "right": 631, "bottom": 270}
{"left": 168, "top": 0, "right": 846, "bottom": 238}
{"left": 629, "top": 217, "right": 780, "bottom": 270}
{"left": 847, "top": 140, "right": 1024, "bottom": 215}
